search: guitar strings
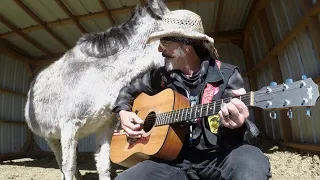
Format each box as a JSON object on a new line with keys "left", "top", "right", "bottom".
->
{"left": 141, "top": 83, "right": 307, "bottom": 126}
{"left": 143, "top": 98, "right": 252, "bottom": 127}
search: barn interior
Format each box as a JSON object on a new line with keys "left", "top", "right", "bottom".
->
{"left": 0, "top": 0, "right": 320, "bottom": 179}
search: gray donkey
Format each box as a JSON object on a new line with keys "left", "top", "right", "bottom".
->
{"left": 24, "top": 1, "right": 169, "bottom": 180}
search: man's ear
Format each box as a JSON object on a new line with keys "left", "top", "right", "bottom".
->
{"left": 184, "top": 45, "right": 192, "bottom": 53}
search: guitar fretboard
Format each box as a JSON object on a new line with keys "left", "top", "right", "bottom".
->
{"left": 154, "top": 92, "right": 253, "bottom": 126}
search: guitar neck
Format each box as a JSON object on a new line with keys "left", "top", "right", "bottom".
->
{"left": 155, "top": 92, "right": 253, "bottom": 126}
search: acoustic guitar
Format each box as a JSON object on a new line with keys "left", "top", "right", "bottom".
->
{"left": 110, "top": 77, "right": 319, "bottom": 167}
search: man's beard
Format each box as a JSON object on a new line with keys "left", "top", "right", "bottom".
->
{"left": 164, "top": 57, "right": 175, "bottom": 71}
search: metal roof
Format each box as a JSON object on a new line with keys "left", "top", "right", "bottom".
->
{"left": 1, "top": 0, "right": 252, "bottom": 60}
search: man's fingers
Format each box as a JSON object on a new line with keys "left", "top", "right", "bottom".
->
{"left": 131, "top": 114, "right": 144, "bottom": 124}
{"left": 231, "top": 98, "right": 249, "bottom": 117}
{"left": 122, "top": 126, "right": 143, "bottom": 137}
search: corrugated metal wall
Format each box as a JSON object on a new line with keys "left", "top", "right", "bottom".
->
{"left": 0, "top": 55, "right": 30, "bottom": 154}
{"left": 249, "top": 0, "right": 320, "bottom": 143}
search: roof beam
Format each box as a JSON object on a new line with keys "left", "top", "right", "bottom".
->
{"left": 54, "top": 0, "right": 87, "bottom": 33}
{"left": 309, "top": 0, "right": 320, "bottom": 16}
{"left": 0, "top": 15, "right": 52, "bottom": 56}
{"left": 1, "top": 0, "right": 215, "bottom": 38}
{"left": 13, "top": 0, "right": 71, "bottom": 50}
{"left": 98, "top": 0, "right": 116, "bottom": 25}
{"left": 215, "top": 0, "right": 224, "bottom": 31}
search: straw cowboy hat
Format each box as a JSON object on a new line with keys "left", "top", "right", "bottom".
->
{"left": 148, "top": 9, "right": 219, "bottom": 59}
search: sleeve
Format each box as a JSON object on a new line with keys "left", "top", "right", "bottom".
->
{"left": 111, "top": 67, "right": 167, "bottom": 117}
{"left": 218, "top": 68, "right": 248, "bottom": 146}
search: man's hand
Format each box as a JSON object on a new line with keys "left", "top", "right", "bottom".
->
{"left": 218, "top": 88, "right": 249, "bottom": 129}
{"left": 119, "top": 110, "right": 144, "bottom": 138}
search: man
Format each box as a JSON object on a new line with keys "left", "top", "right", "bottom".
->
{"left": 112, "top": 9, "right": 271, "bottom": 180}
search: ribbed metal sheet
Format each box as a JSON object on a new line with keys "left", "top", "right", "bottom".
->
{"left": 219, "top": 0, "right": 253, "bottom": 31}
{"left": 0, "top": 0, "right": 37, "bottom": 29}
{"left": 215, "top": 42, "right": 247, "bottom": 73}
{"left": 34, "top": 134, "right": 98, "bottom": 152}
{"left": 266, "top": 0, "right": 304, "bottom": 45}
{"left": 277, "top": 31, "right": 320, "bottom": 143}
{"left": 0, "top": 55, "right": 30, "bottom": 154}
{"left": 6, "top": 36, "right": 44, "bottom": 56}
{"left": 250, "top": 0, "right": 320, "bottom": 143}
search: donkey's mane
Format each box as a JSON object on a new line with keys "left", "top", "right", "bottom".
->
{"left": 77, "top": 6, "right": 149, "bottom": 58}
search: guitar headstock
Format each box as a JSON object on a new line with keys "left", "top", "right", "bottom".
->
{"left": 253, "top": 77, "right": 319, "bottom": 113}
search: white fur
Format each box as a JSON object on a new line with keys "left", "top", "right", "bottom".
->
{"left": 24, "top": 2, "right": 168, "bottom": 180}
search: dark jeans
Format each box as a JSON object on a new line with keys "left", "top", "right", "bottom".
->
{"left": 115, "top": 144, "right": 271, "bottom": 180}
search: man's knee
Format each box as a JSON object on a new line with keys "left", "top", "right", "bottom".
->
{"left": 225, "top": 145, "right": 271, "bottom": 179}
{"left": 115, "top": 160, "right": 154, "bottom": 180}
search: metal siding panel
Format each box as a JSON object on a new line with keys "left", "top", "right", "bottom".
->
{"left": 252, "top": 25, "right": 263, "bottom": 61}
{"left": 114, "top": 12, "right": 133, "bottom": 25}
{"left": 6, "top": 36, "right": 44, "bottom": 56}
{"left": 215, "top": 43, "right": 247, "bottom": 73}
{"left": 103, "top": 0, "right": 124, "bottom": 9}
{"left": 281, "top": 0, "right": 304, "bottom": 29}
{"left": 271, "top": 0, "right": 290, "bottom": 40}
{"left": 219, "top": 0, "right": 252, "bottom": 31}
{"left": 0, "top": 22, "right": 11, "bottom": 34}
{"left": 197, "top": 1, "right": 217, "bottom": 32}
{"left": 265, "top": 5, "right": 281, "bottom": 44}
{"left": 52, "top": 24, "right": 83, "bottom": 47}
{"left": 78, "top": 135, "right": 97, "bottom": 152}
{"left": 62, "top": 0, "right": 102, "bottom": 16}
{"left": 0, "top": 55, "right": 30, "bottom": 154}
{"left": 34, "top": 135, "right": 51, "bottom": 151}
{"left": 28, "top": 29, "right": 68, "bottom": 53}
{"left": 255, "top": 20, "right": 268, "bottom": 58}
{"left": 311, "top": 99, "right": 320, "bottom": 143}
{"left": 0, "top": 0, "right": 37, "bottom": 29}
{"left": 297, "top": 29, "right": 320, "bottom": 78}
{"left": 22, "top": 0, "right": 68, "bottom": 22}
{"left": 81, "top": 17, "right": 113, "bottom": 33}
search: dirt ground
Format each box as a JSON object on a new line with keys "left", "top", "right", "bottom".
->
{"left": 0, "top": 142, "right": 319, "bottom": 180}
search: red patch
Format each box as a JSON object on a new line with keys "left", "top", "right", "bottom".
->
{"left": 215, "top": 60, "right": 221, "bottom": 69}
{"left": 201, "top": 83, "right": 219, "bottom": 104}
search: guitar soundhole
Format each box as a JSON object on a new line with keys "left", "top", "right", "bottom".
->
{"left": 143, "top": 111, "right": 156, "bottom": 133}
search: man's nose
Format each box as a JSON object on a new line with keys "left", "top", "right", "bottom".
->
{"left": 158, "top": 44, "right": 164, "bottom": 52}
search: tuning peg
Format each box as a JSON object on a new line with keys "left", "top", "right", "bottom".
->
{"left": 302, "top": 75, "right": 307, "bottom": 80}
{"left": 302, "top": 98, "right": 308, "bottom": 105}
{"left": 287, "top": 108, "right": 293, "bottom": 119}
{"left": 270, "top": 82, "right": 277, "bottom": 87}
{"left": 285, "top": 78, "right": 293, "bottom": 84}
{"left": 269, "top": 111, "right": 277, "bottom": 119}
{"left": 306, "top": 107, "right": 311, "bottom": 117}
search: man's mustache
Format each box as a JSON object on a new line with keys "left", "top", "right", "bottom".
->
{"left": 162, "top": 53, "right": 172, "bottom": 58}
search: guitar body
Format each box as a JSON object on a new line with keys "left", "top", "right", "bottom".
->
{"left": 110, "top": 89, "right": 190, "bottom": 167}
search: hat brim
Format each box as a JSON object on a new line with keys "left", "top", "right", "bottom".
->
{"left": 148, "top": 29, "right": 214, "bottom": 45}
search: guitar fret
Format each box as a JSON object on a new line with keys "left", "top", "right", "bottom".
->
{"left": 213, "top": 101, "right": 216, "bottom": 114}
{"left": 200, "top": 104, "right": 203, "bottom": 117}
{"left": 194, "top": 106, "right": 197, "bottom": 118}
{"left": 206, "top": 103, "right": 209, "bottom": 116}
{"left": 189, "top": 107, "right": 192, "bottom": 119}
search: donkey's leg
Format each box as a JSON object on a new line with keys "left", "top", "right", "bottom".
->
{"left": 46, "top": 138, "right": 64, "bottom": 180}
{"left": 95, "top": 123, "right": 116, "bottom": 180}
{"left": 60, "top": 124, "right": 80, "bottom": 180}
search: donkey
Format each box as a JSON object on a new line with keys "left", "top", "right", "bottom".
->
{"left": 24, "top": 1, "right": 169, "bottom": 179}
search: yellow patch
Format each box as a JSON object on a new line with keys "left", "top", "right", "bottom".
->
{"left": 208, "top": 115, "right": 220, "bottom": 134}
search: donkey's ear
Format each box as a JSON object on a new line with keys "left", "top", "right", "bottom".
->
{"left": 146, "top": 0, "right": 170, "bottom": 19}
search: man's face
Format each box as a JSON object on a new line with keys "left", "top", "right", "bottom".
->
{"left": 158, "top": 39, "right": 188, "bottom": 71}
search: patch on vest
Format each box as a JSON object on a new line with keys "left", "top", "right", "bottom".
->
{"left": 208, "top": 115, "right": 220, "bottom": 134}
